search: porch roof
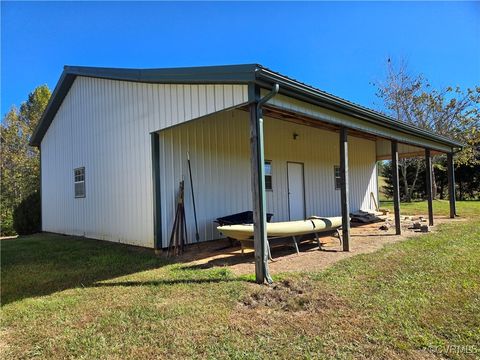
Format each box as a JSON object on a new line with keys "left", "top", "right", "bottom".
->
{"left": 30, "top": 64, "right": 463, "bottom": 150}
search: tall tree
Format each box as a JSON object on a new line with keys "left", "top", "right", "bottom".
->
{"left": 374, "top": 60, "right": 479, "bottom": 201}
{"left": 1, "top": 85, "right": 51, "bottom": 235}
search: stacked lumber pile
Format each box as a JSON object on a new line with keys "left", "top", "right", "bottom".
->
{"left": 350, "top": 210, "right": 385, "bottom": 224}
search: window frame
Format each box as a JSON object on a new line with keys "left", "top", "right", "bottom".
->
{"left": 264, "top": 160, "right": 273, "bottom": 191}
{"left": 74, "top": 167, "right": 86, "bottom": 198}
{"left": 334, "top": 165, "right": 341, "bottom": 190}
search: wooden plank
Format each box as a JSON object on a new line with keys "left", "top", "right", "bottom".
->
{"left": 238, "top": 105, "right": 378, "bottom": 141}
{"left": 391, "top": 140, "right": 401, "bottom": 235}
{"left": 447, "top": 152, "right": 456, "bottom": 218}
{"left": 263, "top": 92, "right": 454, "bottom": 153}
{"left": 339, "top": 127, "right": 350, "bottom": 251}
{"left": 249, "top": 85, "right": 267, "bottom": 284}
{"left": 263, "top": 106, "right": 378, "bottom": 141}
{"left": 425, "top": 149, "right": 434, "bottom": 226}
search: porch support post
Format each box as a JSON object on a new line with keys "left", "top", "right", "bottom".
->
{"left": 339, "top": 127, "right": 350, "bottom": 251}
{"left": 447, "top": 152, "right": 456, "bottom": 218}
{"left": 391, "top": 140, "right": 401, "bottom": 235}
{"left": 425, "top": 149, "right": 434, "bottom": 226}
{"left": 249, "top": 84, "right": 271, "bottom": 284}
{"left": 151, "top": 132, "right": 162, "bottom": 251}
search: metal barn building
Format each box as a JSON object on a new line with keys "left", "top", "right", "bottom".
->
{"left": 30, "top": 64, "right": 461, "bottom": 281}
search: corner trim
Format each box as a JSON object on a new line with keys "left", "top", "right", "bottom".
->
{"left": 151, "top": 132, "right": 162, "bottom": 250}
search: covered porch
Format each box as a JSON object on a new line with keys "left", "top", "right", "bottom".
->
{"left": 151, "top": 78, "right": 461, "bottom": 284}
{"left": 246, "top": 82, "right": 459, "bottom": 283}
{"left": 164, "top": 212, "right": 461, "bottom": 276}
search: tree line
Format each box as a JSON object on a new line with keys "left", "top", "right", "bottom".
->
{"left": 379, "top": 158, "right": 479, "bottom": 202}
{"left": 1, "top": 86, "right": 51, "bottom": 235}
{"left": 375, "top": 61, "right": 479, "bottom": 202}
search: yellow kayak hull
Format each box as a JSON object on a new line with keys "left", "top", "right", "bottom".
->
{"left": 217, "top": 217, "right": 342, "bottom": 240}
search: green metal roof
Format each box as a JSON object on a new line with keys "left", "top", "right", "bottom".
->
{"left": 29, "top": 64, "right": 463, "bottom": 149}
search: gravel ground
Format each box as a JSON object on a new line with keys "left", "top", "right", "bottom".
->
{"left": 178, "top": 215, "right": 465, "bottom": 275}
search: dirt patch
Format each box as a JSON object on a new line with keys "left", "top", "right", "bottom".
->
{"left": 0, "top": 329, "right": 13, "bottom": 358}
{"left": 239, "top": 278, "right": 340, "bottom": 312}
{"left": 180, "top": 215, "right": 465, "bottom": 276}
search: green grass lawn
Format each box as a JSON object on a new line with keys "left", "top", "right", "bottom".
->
{"left": 1, "top": 201, "right": 479, "bottom": 359}
{"left": 380, "top": 199, "right": 480, "bottom": 218}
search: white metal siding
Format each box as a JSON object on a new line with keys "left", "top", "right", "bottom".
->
{"left": 159, "top": 110, "right": 378, "bottom": 247}
{"left": 41, "top": 77, "right": 248, "bottom": 247}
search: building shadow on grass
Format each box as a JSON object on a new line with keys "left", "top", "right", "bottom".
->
{"left": 0, "top": 233, "right": 173, "bottom": 305}
{"left": 1, "top": 223, "right": 392, "bottom": 304}
{"left": 91, "top": 277, "right": 251, "bottom": 288}
{"left": 1, "top": 233, "right": 256, "bottom": 305}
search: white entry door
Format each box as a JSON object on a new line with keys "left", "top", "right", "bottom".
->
{"left": 287, "top": 162, "right": 305, "bottom": 220}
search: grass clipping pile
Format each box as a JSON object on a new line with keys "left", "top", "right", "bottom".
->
{"left": 239, "top": 279, "right": 340, "bottom": 312}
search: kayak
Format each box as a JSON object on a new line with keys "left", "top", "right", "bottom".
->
{"left": 217, "top": 216, "right": 342, "bottom": 240}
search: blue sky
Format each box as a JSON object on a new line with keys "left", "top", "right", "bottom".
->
{"left": 2, "top": 1, "right": 479, "bottom": 117}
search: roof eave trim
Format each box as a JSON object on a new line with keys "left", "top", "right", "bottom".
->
{"left": 30, "top": 71, "right": 75, "bottom": 147}
{"left": 255, "top": 68, "right": 463, "bottom": 149}
{"left": 30, "top": 63, "right": 463, "bottom": 150}
{"left": 30, "top": 64, "right": 260, "bottom": 146}
{"left": 64, "top": 64, "right": 258, "bottom": 84}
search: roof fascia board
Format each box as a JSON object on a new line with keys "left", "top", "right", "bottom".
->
{"left": 255, "top": 69, "right": 463, "bottom": 149}
{"left": 30, "top": 72, "right": 75, "bottom": 146}
{"left": 65, "top": 64, "right": 257, "bottom": 84}
{"left": 30, "top": 63, "right": 463, "bottom": 150}
{"left": 30, "top": 64, "right": 258, "bottom": 146}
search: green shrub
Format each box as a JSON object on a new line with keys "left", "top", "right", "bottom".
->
{"left": 13, "top": 192, "right": 41, "bottom": 235}
{"left": 0, "top": 211, "right": 16, "bottom": 236}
